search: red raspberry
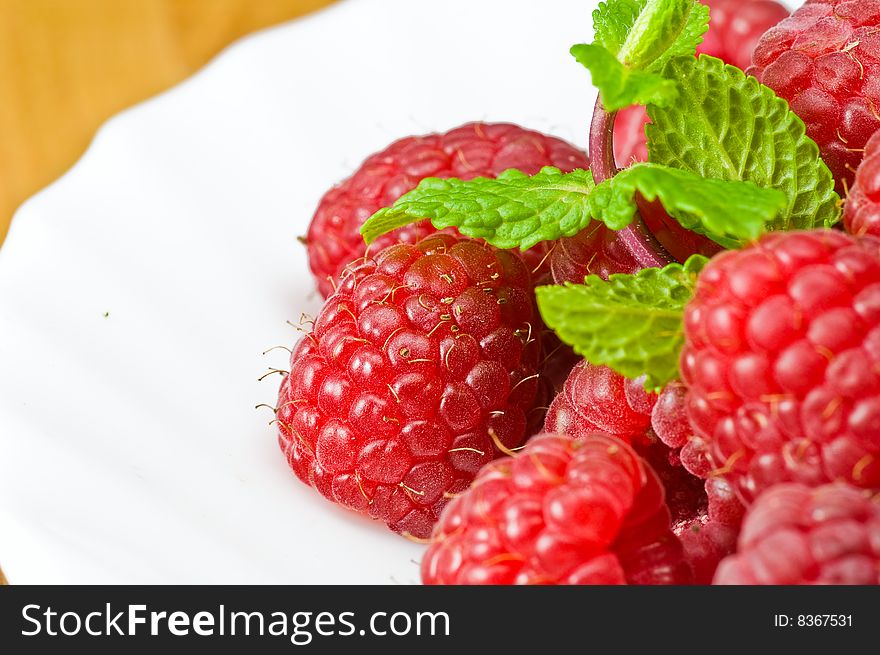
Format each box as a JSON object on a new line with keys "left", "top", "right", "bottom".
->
{"left": 698, "top": 0, "right": 790, "bottom": 70}
{"left": 544, "top": 360, "right": 655, "bottom": 440}
{"left": 844, "top": 128, "right": 880, "bottom": 236}
{"left": 613, "top": 0, "right": 789, "bottom": 168}
{"left": 634, "top": 437, "right": 707, "bottom": 527}
{"left": 543, "top": 362, "right": 708, "bottom": 519}
{"left": 714, "top": 482, "right": 880, "bottom": 584}
{"left": 421, "top": 433, "right": 691, "bottom": 584}
{"left": 549, "top": 223, "right": 646, "bottom": 284}
{"left": 677, "top": 476, "right": 745, "bottom": 583}
{"left": 275, "top": 232, "right": 543, "bottom": 538}
{"left": 749, "top": 0, "right": 880, "bottom": 194}
{"left": 682, "top": 229, "right": 880, "bottom": 503}
{"left": 306, "top": 122, "right": 589, "bottom": 297}
{"left": 543, "top": 361, "right": 749, "bottom": 584}
{"left": 613, "top": 105, "right": 650, "bottom": 168}
{"left": 651, "top": 381, "right": 716, "bottom": 479}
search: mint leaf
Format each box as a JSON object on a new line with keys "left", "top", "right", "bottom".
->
{"left": 647, "top": 55, "right": 841, "bottom": 231}
{"left": 619, "top": 0, "right": 705, "bottom": 70}
{"left": 573, "top": 0, "right": 709, "bottom": 111}
{"left": 570, "top": 44, "right": 677, "bottom": 111}
{"left": 361, "top": 162, "right": 783, "bottom": 250}
{"left": 644, "top": 0, "right": 709, "bottom": 72}
{"left": 536, "top": 255, "right": 706, "bottom": 388}
{"left": 360, "top": 167, "right": 596, "bottom": 250}
{"left": 592, "top": 0, "right": 643, "bottom": 55}
{"left": 593, "top": 163, "right": 787, "bottom": 247}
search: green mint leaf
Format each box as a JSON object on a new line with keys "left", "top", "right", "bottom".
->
{"left": 618, "top": 0, "right": 705, "bottom": 70}
{"left": 574, "top": 0, "right": 708, "bottom": 110}
{"left": 593, "top": 163, "right": 787, "bottom": 247}
{"left": 592, "top": 0, "right": 708, "bottom": 68}
{"left": 361, "top": 161, "right": 783, "bottom": 249}
{"left": 535, "top": 255, "right": 706, "bottom": 388}
{"left": 644, "top": 0, "right": 709, "bottom": 72}
{"left": 360, "top": 167, "right": 596, "bottom": 250}
{"left": 647, "top": 55, "right": 841, "bottom": 231}
{"left": 592, "top": 0, "right": 643, "bottom": 55}
{"left": 570, "top": 44, "right": 677, "bottom": 111}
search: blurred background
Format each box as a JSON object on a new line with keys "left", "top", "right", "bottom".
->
{"left": 0, "top": 0, "right": 335, "bottom": 246}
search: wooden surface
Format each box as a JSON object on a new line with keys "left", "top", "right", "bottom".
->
{"left": 0, "top": 0, "right": 335, "bottom": 245}
{"left": 0, "top": 0, "right": 337, "bottom": 584}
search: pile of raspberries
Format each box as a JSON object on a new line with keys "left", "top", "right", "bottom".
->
{"left": 269, "top": 0, "right": 880, "bottom": 585}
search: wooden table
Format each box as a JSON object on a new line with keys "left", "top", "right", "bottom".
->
{"left": 0, "top": 0, "right": 336, "bottom": 585}
{"left": 0, "top": 0, "right": 334, "bottom": 246}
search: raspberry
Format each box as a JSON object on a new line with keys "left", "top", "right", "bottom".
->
{"left": 613, "top": 0, "right": 789, "bottom": 168}
{"left": 714, "top": 482, "right": 880, "bottom": 584}
{"left": 698, "top": 0, "right": 790, "bottom": 70}
{"left": 681, "top": 229, "right": 880, "bottom": 503}
{"left": 635, "top": 436, "right": 709, "bottom": 530}
{"left": 613, "top": 105, "right": 650, "bottom": 168}
{"left": 677, "top": 476, "right": 745, "bottom": 583}
{"left": 679, "top": 518, "right": 740, "bottom": 584}
{"left": 651, "top": 381, "right": 716, "bottom": 479}
{"left": 749, "top": 0, "right": 880, "bottom": 194}
{"left": 844, "top": 128, "right": 880, "bottom": 236}
{"left": 275, "top": 232, "right": 543, "bottom": 538}
{"left": 421, "top": 433, "right": 691, "bottom": 584}
{"left": 306, "top": 122, "right": 589, "bottom": 296}
{"left": 544, "top": 360, "right": 655, "bottom": 440}
{"left": 549, "top": 223, "right": 646, "bottom": 284}
{"left": 543, "top": 361, "right": 747, "bottom": 583}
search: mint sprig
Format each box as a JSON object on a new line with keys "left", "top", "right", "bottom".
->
{"left": 647, "top": 55, "right": 841, "bottom": 230}
{"left": 535, "top": 255, "right": 706, "bottom": 388}
{"left": 360, "top": 168, "right": 595, "bottom": 250}
{"left": 360, "top": 164, "right": 783, "bottom": 250}
{"left": 572, "top": 0, "right": 709, "bottom": 111}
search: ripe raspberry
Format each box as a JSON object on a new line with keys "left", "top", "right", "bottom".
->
{"left": 306, "top": 122, "right": 589, "bottom": 296}
{"left": 613, "top": 105, "right": 650, "bottom": 168}
{"left": 682, "top": 229, "right": 880, "bottom": 503}
{"left": 677, "top": 476, "right": 745, "bottom": 583}
{"left": 698, "top": 0, "right": 790, "bottom": 70}
{"left": 613, "top": 0, "right": 789, "bottom": 168}
{"left": 715, "top": 482, "right": 880, "bottom": 584}
{"left": 543, "top": 361, "right": 748, "bottom": 583}
{"left": 421, "top": 433, "right": 691, "bottom": 584}
{"left": 651, "top": 381, "right": 715, "bottom": 478}
{"left": 544, "top": 360, "right": 655, "bottom": 440}
{"left": 844, "top": 128, "right": 880, "bottom": 236}
{"left": 275, "top": 232, "right": 543, "bottom": 538}
{"left": 749, "top": 0, "right": 880, "bottom": 194}
{"left": 543, "top": 362, "right": 707, "bottom": 515}
{"left": 549, "top": 223, "right": 647, "bottom": 285}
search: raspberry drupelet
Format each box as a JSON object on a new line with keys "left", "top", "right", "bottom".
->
{"left": 748, "top": 0, "right": 880, "bottom": 194}
{"left": 682, "top": 229, "right": 880, "bottom": 502}
{"left": 714, "top": 482, "right": 880, "bottom": 584}
{"left": 276, "top": 232, "right": 543, "bottom": 539}
{"left": 305, "top": 122, "right": 589, "bottom": 297}
{"left": 421, "top": 433, "right": 691, "bottom": 585}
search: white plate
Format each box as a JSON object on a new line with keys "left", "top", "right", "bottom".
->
{"left": 0, "top": 0, "right": 804, "bottom": 584}
{"left": 0, "top": 0, "right": 601, "bottom": 584}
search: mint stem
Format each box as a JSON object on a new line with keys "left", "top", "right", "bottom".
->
{"left": 589, "top": 96, "right": 673, "bottom": 269}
